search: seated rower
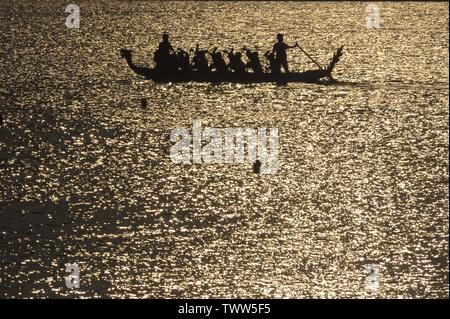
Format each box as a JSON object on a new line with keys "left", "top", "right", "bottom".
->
{"left": 191, "top": 44, "right": 209, "bottom": 73}
{"left": 224, "top": 48, "right": 235, "bottom": 69}
{"left": 243, "top": 48, "right": 263, "bottom": 74}
{"left": 264, "top": 50, "right": 280, "bottom": 75}
{"left": 177, "top": 48, "right": 191, "bottom": 73}
{"left": 208, "top": 47, "right": 228, "bottom": 74}
{"left": 226, "top": 49, "right": 246, "bottom": 74}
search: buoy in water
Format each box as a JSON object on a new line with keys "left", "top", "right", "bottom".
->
{"left": 253, "top": 160, "right": 262, "bottom": 173}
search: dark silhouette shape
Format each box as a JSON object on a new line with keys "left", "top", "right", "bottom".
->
{"left": 120, "top": 49, "right": 152, "bottom": 78}
{"left": 120, "top": 34, "right": 344, "bottom": 84}
{"left": 177, "top": 48, "right": 192, "bottom": 73}
{"left": 253, "top": 160, "right": 262, "bottom": 173}
{"left": 264, "top": 50, "right": 280, "bottom": 75}
{"left": 224, "top": 48, "right": 235, "bottom": 70}
{"left": 226, "top": 48, "right": 246, "bottom": 74}
{"left": 0, "top": 113, "right": 3, "bottom": 126}
{"left": 154, "top": 32, "right": 178, "bottom": 72}
{"left": 208, "top": 47, "right": 228, "bottom": 74}
{"left": 141, "top": 98, "right": 147, "bottom": 109}
{"left": 272, "top": 33, "right": 297, "bottom": 73}
{"left": 243, "top": 48, "right": 264, "bottom": 74}
{"left": 191, "top": 44, "right": 209, "bottom": 74}
{"left": 323, "top": 45, "right": 344, "bottom": 82}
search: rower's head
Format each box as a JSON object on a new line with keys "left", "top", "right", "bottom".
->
{"left": 277, "top": 33, "right": 284, "bottom": 42}
{"left": 162, "top": 32, "right": 169, "bottom": 42}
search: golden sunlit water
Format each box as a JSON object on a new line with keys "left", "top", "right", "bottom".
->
{"left": 0, "top": 1, "right": 448, "bottom": 298}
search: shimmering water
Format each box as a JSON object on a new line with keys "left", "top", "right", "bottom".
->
{"left": 0, "top": 1, "right": 448, "bottom": 298}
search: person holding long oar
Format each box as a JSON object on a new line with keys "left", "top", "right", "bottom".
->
{"left": 272, "top": 33, "right": 298, "bottom": 73}
{"left": 272, "top": 33, "right": 336, "bottom": 81}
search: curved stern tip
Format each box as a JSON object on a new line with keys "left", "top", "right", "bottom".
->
{"left": 325, "top": 45, "right": 344, "bottom": 74}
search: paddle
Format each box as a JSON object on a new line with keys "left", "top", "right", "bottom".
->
{"left": 295, "top": 43, "right": 334, "bottom": 81}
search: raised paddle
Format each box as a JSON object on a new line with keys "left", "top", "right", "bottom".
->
{"left": 295, "top": 43, "right": 335, "bottom": 81}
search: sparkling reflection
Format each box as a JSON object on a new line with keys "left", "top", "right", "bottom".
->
{"left": 0, "top": 1, "right": 448, "bottom": 298}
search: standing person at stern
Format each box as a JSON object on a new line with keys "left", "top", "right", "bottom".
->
{"left": 272, "top": 33, "right": 298, "bottom": 73}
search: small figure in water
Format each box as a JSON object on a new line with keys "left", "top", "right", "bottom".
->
{"left": 141, "top": 98, "right": 147, "bottom": 109}
{"left": 243, "top": 47, "right": 263, "bottom": 74}
{"left": 253, "top": 160, "right": 262, "bottom": 173}
{"left": 208, "top": 47, "right": 228, "bottom": 74}
{"left": 154, "top": 32, "right": 176, "bottom": 71}
{"left": 191, "top": 44, "right": 209, "bottom": 73}
{"left": 272, "top": 33, "right": 297, "bottom": 73}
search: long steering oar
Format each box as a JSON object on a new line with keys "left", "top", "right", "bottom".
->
{"left": 295, "top": 43, "right": 334, "bottom": 82}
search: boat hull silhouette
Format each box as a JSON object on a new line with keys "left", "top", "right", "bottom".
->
{"left": 133, "top": 68, "right": 330, "bottom": 83}
{"left": 120, "top": 46, "right": 344, "bottom": 84}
